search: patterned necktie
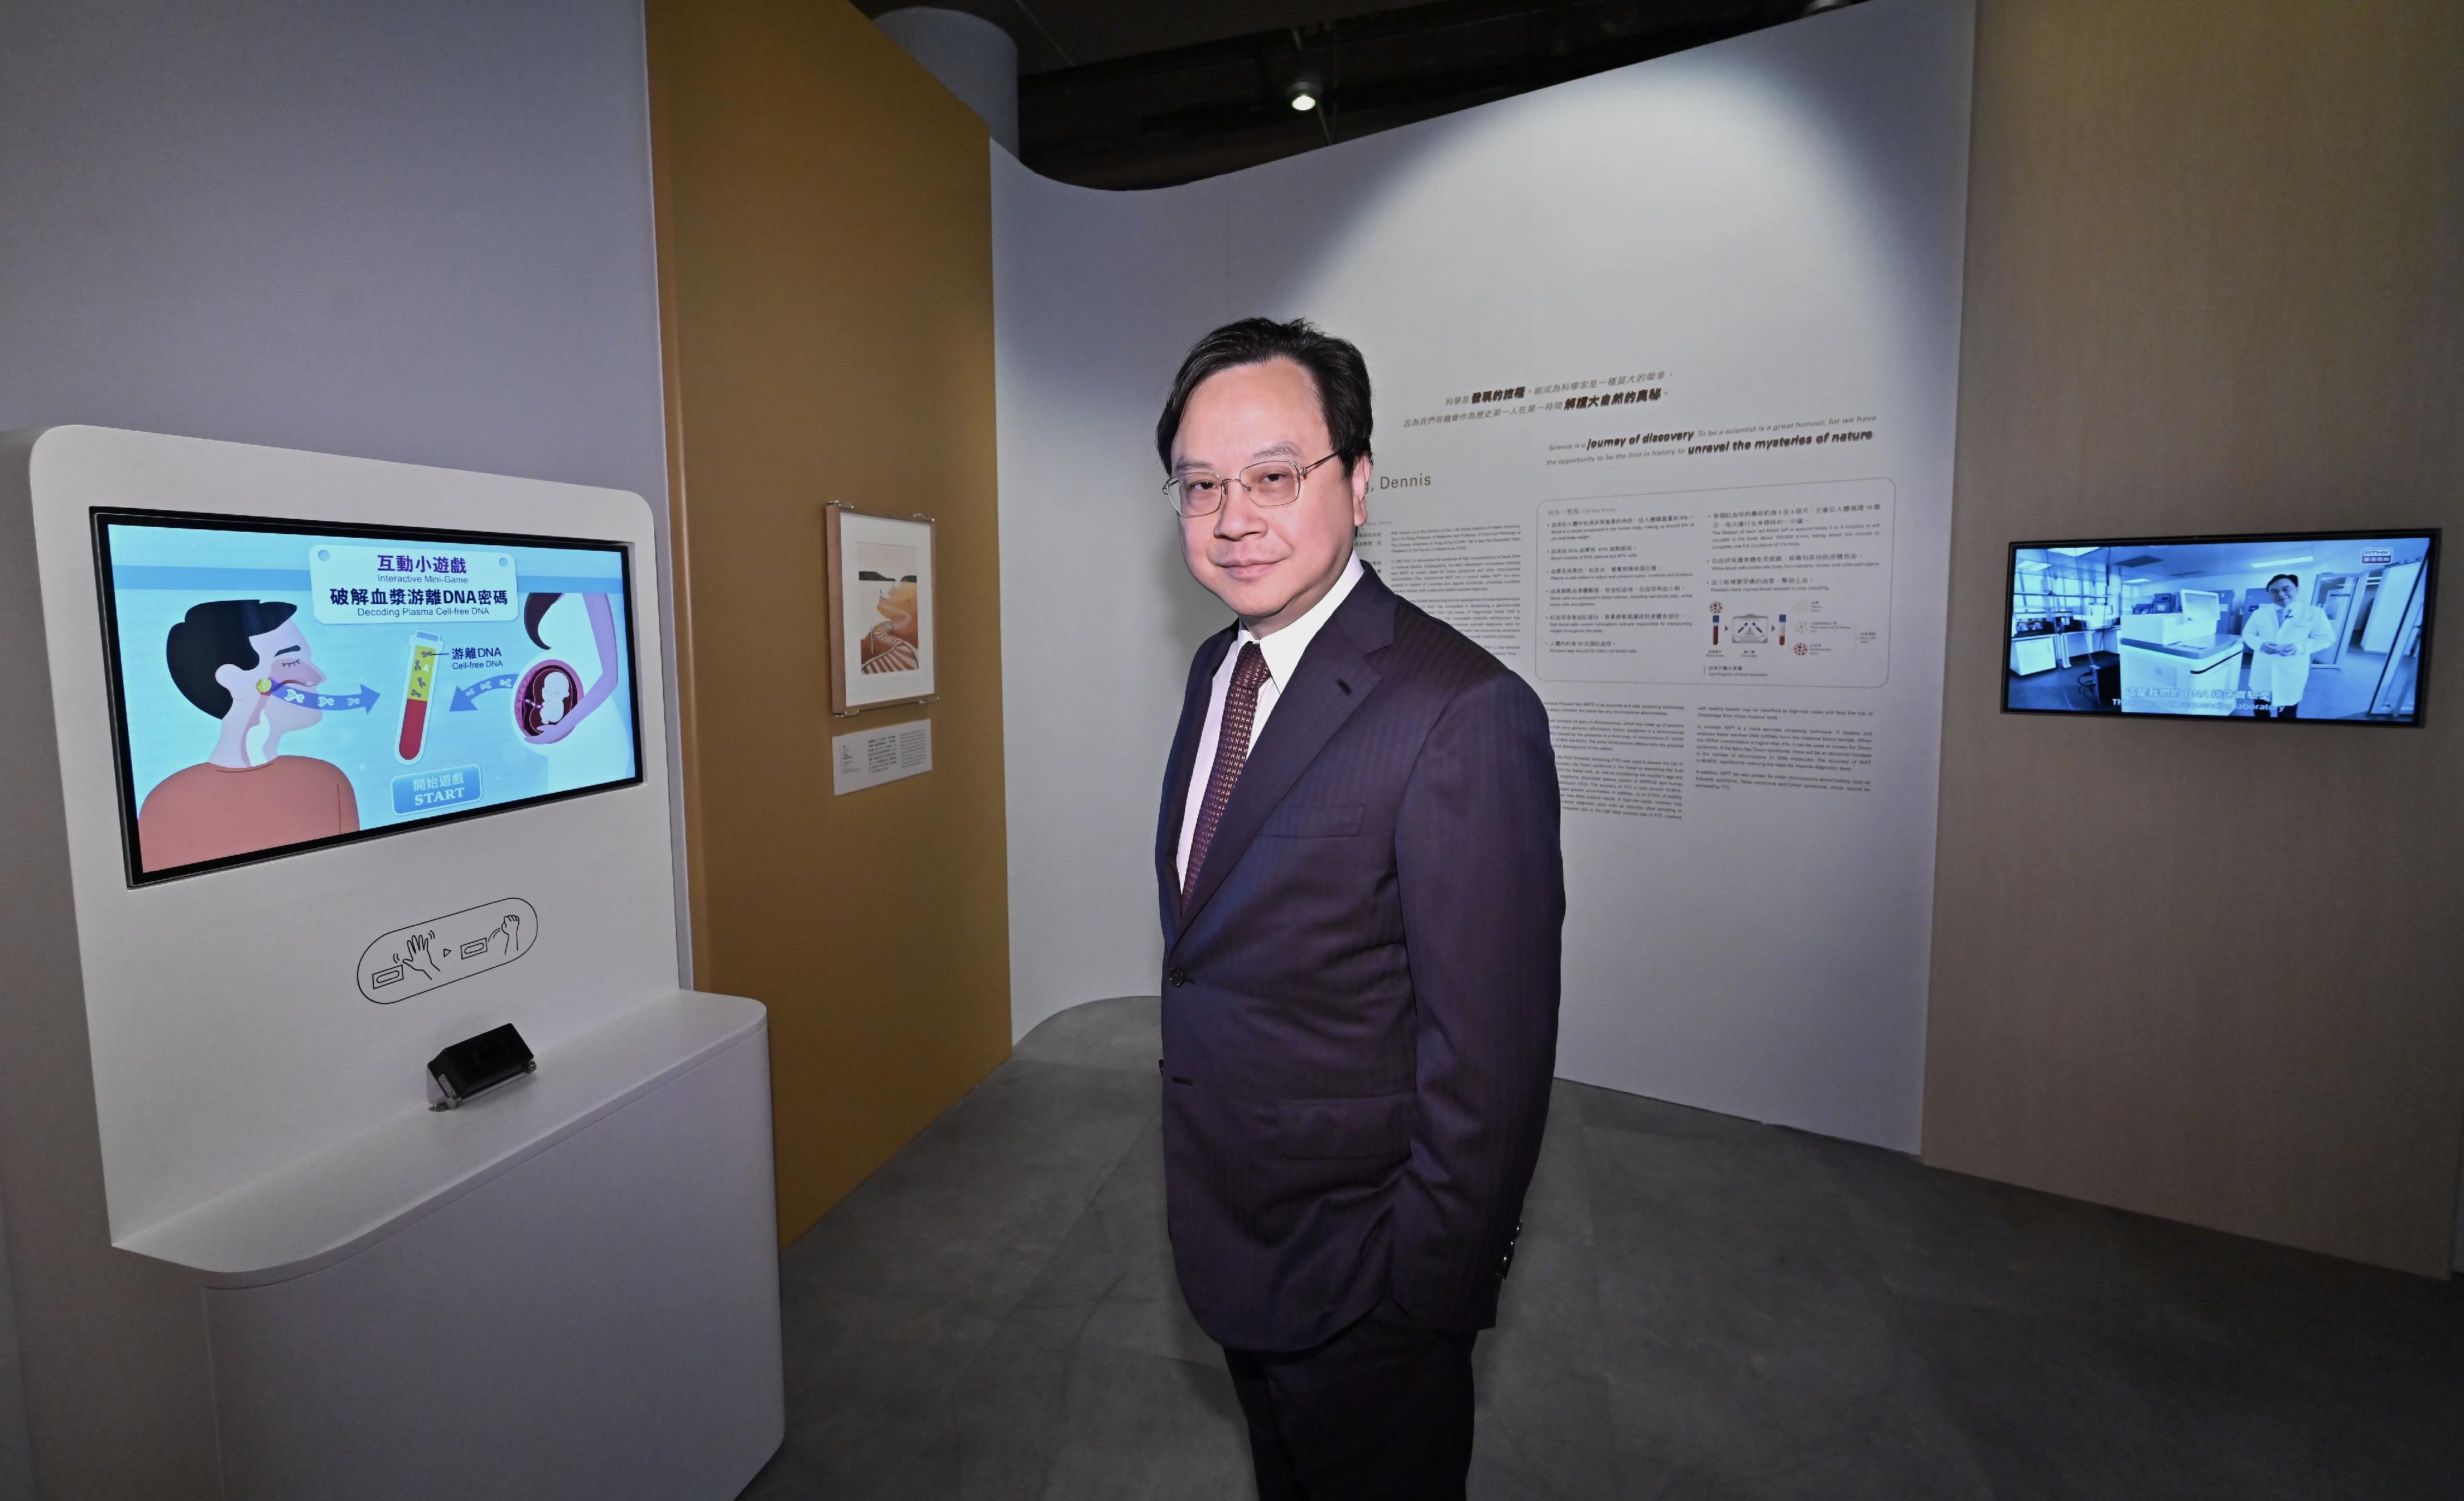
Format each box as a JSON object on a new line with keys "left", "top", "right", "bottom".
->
{"left": 1184, "top": 643, "right": 1270, "bottom": 902}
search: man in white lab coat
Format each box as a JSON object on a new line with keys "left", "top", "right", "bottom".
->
{"left": 2241, "top": 573, "right": 2337, "bottom": 718}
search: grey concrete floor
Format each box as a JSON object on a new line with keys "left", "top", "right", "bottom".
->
{"left": 737, "top": 997, "right": 2464, "bottom": 1499}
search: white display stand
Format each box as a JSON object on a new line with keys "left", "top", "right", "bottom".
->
{"left": 0, "top": 428, "right": 782, "bottom": 1499}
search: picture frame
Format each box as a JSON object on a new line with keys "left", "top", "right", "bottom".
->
{"left": 824, "top": 502, "right": 937, "bottom": 715}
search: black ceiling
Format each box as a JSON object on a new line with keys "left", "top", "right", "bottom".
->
{"left": 858, "top": 0, "right": 1862, "bottom": 189}
{"left": 856, "top": 0, "right": 1446, "bottom": 75}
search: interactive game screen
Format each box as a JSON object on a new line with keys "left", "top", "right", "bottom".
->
{"left": 94, "top": 510, "right": 644, "bottom": 884}
{"left": 2001, "top": 530, "right": 2438, "bottom": 725}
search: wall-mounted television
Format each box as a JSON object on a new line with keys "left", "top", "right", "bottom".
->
{"left": 2001, "top": 530, "right": 2436, "bottom": 725}
{"left": 94, "top": 508, "right": 644, "bottom": 884}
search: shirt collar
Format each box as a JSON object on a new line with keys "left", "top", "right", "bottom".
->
{"left": 1239, "top": 551, "right": 1364, "bottom": 687}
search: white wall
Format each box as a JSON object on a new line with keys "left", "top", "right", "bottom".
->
{"left": 992, "top": 170, "right": 1245, "bottom": 1035}
{"left": 0, "top": 3, "right": 670, "bottom": 1491}
{"left": 996, "top": 0, "right": 1972, "bottom": 1150}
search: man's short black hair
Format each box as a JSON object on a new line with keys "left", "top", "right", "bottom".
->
{"left": 2267, "top": 573, "right": 2301, "bottom": 591}
{"left": 166, "top": 600, "right": 296, "bottom": 718}
{"left": 1155, "top": 317, "right": 1373, "bottom": 475}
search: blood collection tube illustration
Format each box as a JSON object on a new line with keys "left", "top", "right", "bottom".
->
{"left": 397, "top": 630, "right": 442, "bottom": 763}
{"left": 1711, "top": 612, "right": 1721, "bottom": 645}
{"left": 1778, "top": 613, "right": 1787, "bottom": 646}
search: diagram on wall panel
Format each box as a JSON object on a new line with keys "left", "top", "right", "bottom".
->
{"left": 1535, "top": 479, "right": 1895, "bottom": 687}
{"left": 359, "top": 897, "right": 538, "bottom": 1003}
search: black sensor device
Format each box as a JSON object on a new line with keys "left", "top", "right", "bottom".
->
{"left": 428, "top": 1023, "right": 536, "bottom": 1108}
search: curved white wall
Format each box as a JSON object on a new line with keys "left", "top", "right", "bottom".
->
{"left": 995, "top": 0, "right": 1974, "bottom": 1150}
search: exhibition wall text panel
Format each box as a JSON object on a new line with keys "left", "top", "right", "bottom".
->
{"left": 996, "top": 0, "right": 1972, "bottom": 1149}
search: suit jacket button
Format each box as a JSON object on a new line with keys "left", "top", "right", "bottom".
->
{"left": 1168, "top": 968, "right": 1188, "bottom": 987}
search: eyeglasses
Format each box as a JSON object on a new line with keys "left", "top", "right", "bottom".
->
{"left": 1163, "top": 452, "right": 1342, "bottom": 519}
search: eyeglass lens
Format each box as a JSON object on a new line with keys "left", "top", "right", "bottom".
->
{"left": 1174, "top": 460, "right": 1304, "bottom": 516}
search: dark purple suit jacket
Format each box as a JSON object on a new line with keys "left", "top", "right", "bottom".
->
{"left": 1156, "top": 563, "right": 1564, "bottom": 1353}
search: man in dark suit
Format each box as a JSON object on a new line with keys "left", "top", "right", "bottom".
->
{"left": 1153, "top": 317, "right": 1564, "bottom": 1499}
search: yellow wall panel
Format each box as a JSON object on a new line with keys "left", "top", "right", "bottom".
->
{"left": 649, "top": 0, "right": 1010, "bottom": 1243}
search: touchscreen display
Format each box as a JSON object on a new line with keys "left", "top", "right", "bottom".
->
{"left": 95, "top": 510, "right": 642, "bottom": 883}
{"left": 2002, "top": 531, "right": 2436, "bottom": 723}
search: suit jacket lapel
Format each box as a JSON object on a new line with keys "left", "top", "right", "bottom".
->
{"left": 1174, "top": 568, "right": 1398, "bottom": 940}
{"left": 1158, "top": 627, "right": 1235, "bottom": 943}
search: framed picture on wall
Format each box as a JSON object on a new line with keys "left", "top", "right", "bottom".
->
{"left": 825, "top": 502, "right": 937, "bottom": 715}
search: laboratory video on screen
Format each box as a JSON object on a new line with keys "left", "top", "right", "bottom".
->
{"left": 2001, "top": 531, "right": 2438, "bottom": 725}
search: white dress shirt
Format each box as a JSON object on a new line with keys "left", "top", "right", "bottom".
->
{"left": 2240, "top": 598, "right": 2336, "bottom": 706}
{"left": 1175, "top": 552, "right": 1366, "bottom": 887}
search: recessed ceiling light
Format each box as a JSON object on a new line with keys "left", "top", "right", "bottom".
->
{"left": 1287, "top": 80, "right": 1319, "bottom": 112}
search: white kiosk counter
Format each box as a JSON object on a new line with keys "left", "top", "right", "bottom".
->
{"left": 2115, "top": 632, "right": 2245, "bottom": 716}
{"left": 0, "top": 428, "right": 782, "bottom": 1499}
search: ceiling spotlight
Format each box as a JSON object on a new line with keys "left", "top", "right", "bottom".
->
{"left": 1287, "top": 79, "right": 1320, "bottom": 112}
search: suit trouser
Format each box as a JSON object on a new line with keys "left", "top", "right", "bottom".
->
{"left": 1222, "top": 1292, "right": 1477, "bottom": 1500}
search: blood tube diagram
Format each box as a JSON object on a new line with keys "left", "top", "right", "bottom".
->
{"left": 397, "top": 630, "right": 442, "bottom": 763}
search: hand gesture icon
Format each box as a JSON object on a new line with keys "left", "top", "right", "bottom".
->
{"left": 490, "top": 913, "right": 522, "bottom": 957}
{"left": 400, "top": 930, "right": 439, "bottom": 980}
